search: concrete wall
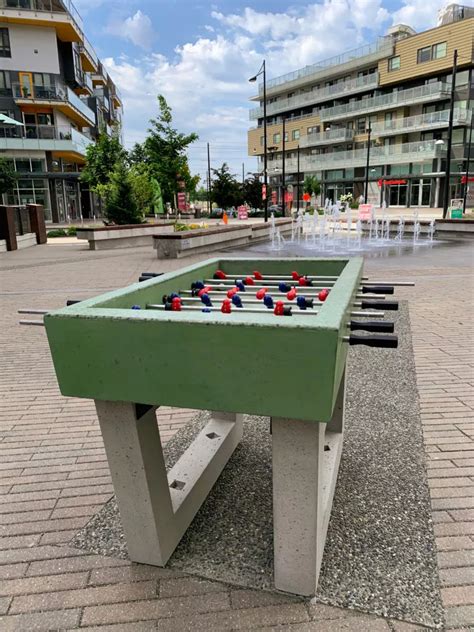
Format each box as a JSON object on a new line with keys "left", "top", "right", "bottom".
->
{"left": 0, "top": 23, "right": 59, "bottom": 74}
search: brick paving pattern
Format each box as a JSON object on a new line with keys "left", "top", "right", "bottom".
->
{"left": 0, "top": 241, "right": 472, "bottom": 630}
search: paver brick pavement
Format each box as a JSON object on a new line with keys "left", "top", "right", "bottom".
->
{"left": 0, "top": 240, "right": 473, "bottom": 629}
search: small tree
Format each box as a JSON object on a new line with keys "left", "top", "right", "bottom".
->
{"left": 242, "top": 174, "right": 262, "bottom": 209}
{"left": 0, "top": 158, "right": 16, "bottom": 199}
{"left": 81, "top": 132, "right": 127, "bottom": 191}
{"left": 105, "top": 162, "right": 143, "bottom": 225}
{"left": 211, "top": 163, "right": 242, "bottom": 209}
{"left": 128, "top": 164, "right": 154, "bottom": 216}
{"left": 303, "top": 176, "right": 321, "bottom": 206}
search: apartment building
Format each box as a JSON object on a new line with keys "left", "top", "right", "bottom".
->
{"left": 0, "top": 0, "right": 123, "bottom": 222}
{"left": 247, "top": 3, "right": 474, "bottom": 209}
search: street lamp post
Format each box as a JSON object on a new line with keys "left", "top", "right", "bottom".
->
{"left": 364, "top": 126, "right": 372, "bottom": 203}
{"left": 296, "top": 144, "right": 300, "bottom": 215}
{"left": 463, "top": 112, "right": 473, "bottom": 213}
{"left": 442, "top": 49, "right": 458, "bottom": 219}
{"left": 282, "top": 116, "right": 286, "bottom": 215}
{"left": 249, "top": 60, "right": 268, "bottom": 222}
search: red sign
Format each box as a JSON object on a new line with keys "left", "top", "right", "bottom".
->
{"left": 237, "top": 205, "right": 248, "bottom": 220}
{"left": 177, "top": 192, "right": 187, "bottom": 211}
{"left": 303, "top": 192, "right": 311, "bottom": 202}
{"left": 358, "top": 204, "right": 373, "bottom": 220}
{"left": 262, "top": 184, "right": 267, "bottom": 200}
{"left": 271, "top": 190, "right": 277, "bottom": 204}
{"left": 284, "top": 191, "right": 293, "bottom": 203}
{"left": 377, "top": 179, "right": 407, "bottom": 187}
{"left": 461, "top": 176, "right": 474, "bottom": 184}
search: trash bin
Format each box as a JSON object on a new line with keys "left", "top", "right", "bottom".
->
{"left": 450, "top": 208, "right": 463, "bottom": 219}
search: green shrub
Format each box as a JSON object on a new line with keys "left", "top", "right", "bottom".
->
{"left": 317, "top": 208, "right": 325, "bottom": 215}
{"left": 47, "top": 229, "right": 67, "bottom": 238}
{"left": 66, "top": 226, "right": 77, "bottom": 236}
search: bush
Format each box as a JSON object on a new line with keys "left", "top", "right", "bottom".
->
{"left": 317, "top": 208, "right": 325, "bottom": 215}
{"left": 105, "top": 162, "right": 144, "bottom": 225}
{"left": 350, "top": 202, "right": 360, "bottom": 210}
{"left": 66, "top": 226, "right": 77, "bottom": 236}
{"left": 47, "top": 229, "right": 67, "bottom": 238}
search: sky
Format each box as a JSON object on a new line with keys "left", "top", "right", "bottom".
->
{"left": 74, "top": 0, "right": 474, "bottom": 186}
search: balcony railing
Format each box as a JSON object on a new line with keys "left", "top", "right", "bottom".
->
{"left": 269, "top": 139, "right": 446, "bottom": 173}
{"left": 320, "top": 82, "right": 450, "bottom": 121}
{"left": 264, "top": 39, "right": 392, "bottom": 91}
{"left": 0, "top": 123, "right": 93, "bottom": 154}
{"left": 81, "top": 35, "right": 98, "bottom": 67}
{"left": 249, "top": 73, "right": 379, "bottom": 120}
{"left": 371, "top": 108, "right": 471, "bottom": 137}
{"left": 0, "top": 0, "right": 83, "bottom": 32}
{"left": 299, "top": 128, "right": 355, "bottom": 148}
{"left": 12, "top": 81, "right": 95, "bottom": 125}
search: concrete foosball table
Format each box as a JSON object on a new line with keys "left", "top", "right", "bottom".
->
{"left": 44, "top": 257, "right": 401, "bottom": 596}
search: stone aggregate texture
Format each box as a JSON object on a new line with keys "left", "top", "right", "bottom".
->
{"left": 73, "top": 304, "right": 444, "bottom": 627}
{"left": 0, "top": 238, "right": 473, "bottom": 630}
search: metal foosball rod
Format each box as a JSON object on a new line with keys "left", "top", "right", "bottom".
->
{"left": 212, "top": 270, "right": 414, "bottom": 287}
{"left": 170, "top": 295, "right": 393, "bottom": 311}
{"left": 204, "top": 279, "right": 395, "bottom": 293}
{"left": 146, "top": 304, "right": 387, "bottom": 319}
{"left": 180, "top": 289, "right": 395, "bottom": 303}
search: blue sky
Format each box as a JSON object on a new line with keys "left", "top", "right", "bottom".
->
{"left": 74, "top": 0, "right": 473, "bottom": 185}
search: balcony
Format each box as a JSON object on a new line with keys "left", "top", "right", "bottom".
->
{"left": 110, "top": 85, "right": 122, "bottom": 108}
{"left": 320, "top": 82, "right": 450, "bottom": 122}
{"left": 12, "top": 81, "right": 96, "bottom": 127}
{"left": 371, "top": 108, "right": 471, "bottom": 137}
{"left": 74, "top": 72, "right": 94, "bottom": 97}
{"left": 260, "top": 39, "right": 393, "bottom": 95}
{"left": 299, "top": 128, "right": 355, "bottom": 148}
{"left": 92, "top": 62, "right": 109, "bottom": 86}
{"left": 0, "top": 123, "right": 92, "bottom": 159}
{"left": 270, "top": 139, "right": 446, "bottom": 173}
{"left": 79, "top": 36, "right": 98, "bottom": 73}
{"left": 249, "top": 73, "right": 379, "bottom": 120}
{"left": 0, "top": 0, "right": 83, "bottom": 42}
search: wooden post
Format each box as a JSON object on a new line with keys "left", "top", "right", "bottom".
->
{"left": 0, "top": 205, "right": 18, "bottom": 251}
{"left": 27, "top": 204, "right": 47, "bottom": 244}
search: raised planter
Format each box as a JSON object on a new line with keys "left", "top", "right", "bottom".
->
{"left": 153, "top": 225, "right": 252, "bottom": 259}
{"left": 76, "top": 222, "right": 175, "bottom": 250}
{"left": 435, "top": 218, "right": 474, "bottom": 239}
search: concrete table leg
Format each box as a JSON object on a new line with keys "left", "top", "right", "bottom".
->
{"left": 272, "top": 373, "right": 345, "bottom": 596}
{"left": 95, "top": 401, "right": 243, "bottom": 567}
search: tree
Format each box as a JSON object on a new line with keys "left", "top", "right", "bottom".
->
{"left": 104, "top": 162, "right": 143, "bottom": 225}
{"left": 128, "top": 164, "right": 154, "bottom": 216}
{"left": 211, "top": 163, "right": 242, "bottom": 209}
{"left": 242, "top": 174, "right": 262, "bottom": 209}
{"left": 0, "top": 158, "right": 16, "bottom": 197}
{"left": 131, "top": 95, "right": 198, "bottom": 206}
{"left": 303, "top": 175, "right": 321, "bottom": 206}
{"left": 81, "top": 132, "right": 127, "bottom": 191}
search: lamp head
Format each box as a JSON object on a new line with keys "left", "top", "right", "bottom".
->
{"left": 248, "top": 75, "right": 257, "bottom": 83}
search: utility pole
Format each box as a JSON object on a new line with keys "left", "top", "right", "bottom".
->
{"left": 207, "top": 142, "right": 211, "bottom": 215}
{"left": 463, "top": 111, "right": 473, "bottom": 213}
{"left": 364, "top": 126, "right": 372, "bottom": 203}
{"left": 282, "top": 116, "right": 286, "bottom": 215}
{"left": 296, "top": 144, "right": 300, "bottom": 215}
{"left": 443, "top": 49, "right": 458, "bottom": 219}
{"left": 242, "top": 162, "right": 245, "bottom": 185}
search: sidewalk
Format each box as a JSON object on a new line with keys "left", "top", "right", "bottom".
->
{"left": 0, "top": 241, "right": 473, "bottom": 630}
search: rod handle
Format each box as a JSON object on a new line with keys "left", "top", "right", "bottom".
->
{"left": 141, "top": 272, "right": 162, "bottom": 277}
{"left": 348, "top": 334, "right": 398, "bottom": 348}
{"left": 350, "top": 320, "right": 395, "bottom": 333}
{"left": 361, "top": 285, "right": 394, "bottom": 295}
{"left": 66, "top": 300, "right": 82, "bottom": 306}
{"left": 361, "top": 300, "right": 399, "bottom": 311}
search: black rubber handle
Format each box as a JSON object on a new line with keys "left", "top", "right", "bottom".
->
{"left": 361, "top": 300, "right": 399, "bottom": 311}
{"left": 66, "top": 299, "right": 81, "bottom": 306}
{"left": 350, "top": 320, "right": 395, "bottom": 333}
{"left": 141, "top": 272, "right": 162, "bottom": 277}
{"left": 349, "top": 334, "right": 398, "bottom": 348}
{"left": 361, "top": 285, "right": 394, "bottom": 295}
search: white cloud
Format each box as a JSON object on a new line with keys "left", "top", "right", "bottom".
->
{"left": 107, "top": 10, "right": 155, "bottom": 50}
{"left": 102, "top": 1, "right": 456, "bottom": 178}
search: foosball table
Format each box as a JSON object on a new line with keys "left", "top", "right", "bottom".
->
{"left": 37, "top": 257, "right": 411, "bottom": 596}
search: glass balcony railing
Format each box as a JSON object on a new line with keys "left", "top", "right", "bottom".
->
{"left": 12, "top": 82, "right": 95, "bottom": 125}
{"left": 84, "top": 73, "right": 94, "bottom": 93}
{"left": 299, "top": 128, "right": 355, "bottom": 148}
{"left": 371, "top": 108, "right": 471, "bottom": 137}
{"left": 0, "top": 0, "right": 83, "bottom": 33}
{"left": 320, "top": 82, "right": 450, "bottom": 121}
{"left": 249, "top": 73, "right": 379, "bottom": 120}
{"left": 269, "top": 139, "right": 446, "bottom": 173}
{"left": 263, "top": 39, "right": 393, "bottom": 91}
{"left": 81, "top": 35, "right": 99, "bottom": 68}
{"left": 0, "top": 123, "right": 93, "bottom": 154}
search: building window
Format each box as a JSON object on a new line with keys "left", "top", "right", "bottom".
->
{"left": 273, "top": 133, "right": 281, "bottom": 144}
{"left": 384, "top": 112, "right": 394, "bottom": 129}
{"left": 356, "top": 118, "right": 367, "bottom": 133}
{"left": 284, "top": 132, "right": 288, "bottom": 142}
{"left": 433, "top": 42, "right": 447, "bottom": 59}
{"left": 292, "top": 129, "right": 300, "bottom": 140}
{"left": 307, "top": 126, "right": 320, "bottom": 135}
{"left": 388, "top": 56, "right": 400, "bottom": 72}
{"left": 0, "top": 28, "right": 11, "bottom": 58}
{"left": 417, "top": 42, "right": 447, "bottom": 64}
{"left": 260, "top": 136, "right": 264, "bottom": 146}
{"left": 0, "top": 70, "right": 11, "bottom": 96}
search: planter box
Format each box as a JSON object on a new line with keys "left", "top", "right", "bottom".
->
{"left": 16, "top": 233, "right": 38, "bottom": 250}
{"left": 250, "top": 219, "right": 293, "bottom": 243}
{"left": 153, "top": 225, "right": 252, "bottom": 259}
{"left": 435, "top": 218, "right": 474, "bottom": 239}
{"left": 76, "top": 222, "right": 175, "bottom": 250}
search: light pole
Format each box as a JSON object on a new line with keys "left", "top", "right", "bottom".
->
{"left": 443, "top": 49, "right": 458, "bottom": 219}
{"left": 282, "top": 116, "right": 286, "bottom": 215}
{"left": 463, "top": 112, "right": 473, "bottom": 213}
{"left": 249, "top": 60, "right": 268, "bottom": 222}
{"left": 364, "top": 126, "right": 372, "bottom": 203}
{"left": 296, "top": 144, "right": 300, "bottom": 215}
